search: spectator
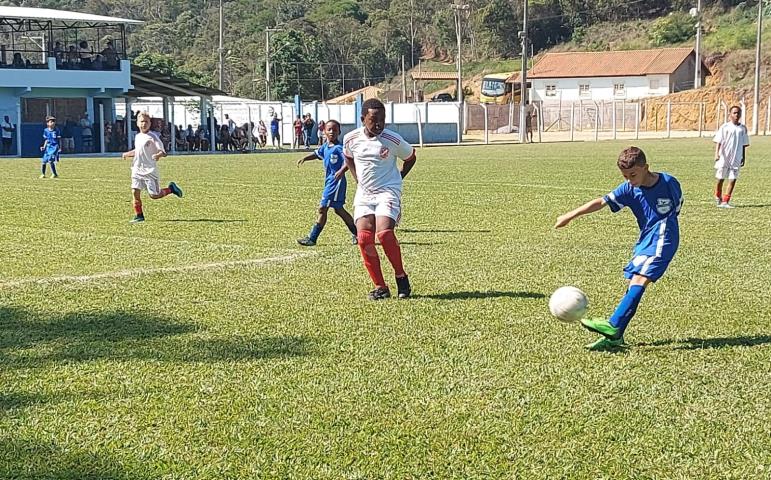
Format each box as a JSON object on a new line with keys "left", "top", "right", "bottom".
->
{"left": 53, "top": 42, "right": 64, "bottom": 68}
{"left": 270, "top": 115, "right": 281, "bottom": 148}
{"left": 186, "top": 124, "right": 195, "bottom": 151}
{"left": 11, "top": 53, "right": 25, "bottom": 68}
{"left": 101, "top": 41, "right": 119, "bottom": 70}
{"left": 303, "top": 113, "right": 315, "bottom": 148}
{"left": 92, "top": 54, "right": 104, "bottom": 70}
{"left": 67, "top": 45, "right": 79, "bottom": 69}
{"left": 293, "top": 115, "right": 303, "bottom": 149}
{"left": 225, "top": 114, "right": 236, "bottom": 135}
{"left": 78, "top": 41, "right": 93, "bottom": 69}
{"left": 1, "top": 115, "right": 14, "bottom": 155}
{"left": 317, "top": 119, "right": 326, "bottom": 146}
{"left": 80, "top": 113, "right": 93, "bottom": 152}
{"left": 61, "top": 117, "right": 76, "bottom": 153}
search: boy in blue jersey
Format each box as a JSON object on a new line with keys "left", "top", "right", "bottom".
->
{"left": 555, "top": 146, "right": 683, "bottom": 350}
{"left": 40, "top": 116, "right": 61, "bottom": 178}
{"left": 296, "top": 120, "right": 357, "bottom": 246}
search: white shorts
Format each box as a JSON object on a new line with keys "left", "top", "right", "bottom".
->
{"left": 132, "top": 176, "right": 161, "bottom": 195}
{"left": 353, "top": 189, "right": 402, "bottom": 224}
{"left": 715, "top": 167, "right": 739, "bottom": 180}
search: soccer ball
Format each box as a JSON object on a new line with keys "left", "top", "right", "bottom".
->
{"left": 548, "top": 286, "right": 588, "bottom": 322}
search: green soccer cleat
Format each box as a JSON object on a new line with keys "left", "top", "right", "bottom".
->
{"left": 580, "top": 317, "right": 621, "bottom": 340}
{"left": 585, "top": 336, "right": 626, "bottom": 351}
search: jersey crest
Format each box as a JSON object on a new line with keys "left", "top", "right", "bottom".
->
{"left": 656, "top": 198, "right": 672, "bottom": 215}
{"left": 379, "top": 146, "right": 390, "bottom": 159}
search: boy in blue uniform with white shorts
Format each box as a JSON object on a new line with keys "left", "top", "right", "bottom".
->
{"left": 40, "top": 116, "right": 61, "bottom": 178}
{"left": 555, "top": 146, "right": 683, "bottom": 350}
{"left": 296, "top": 120, "right": 357, "bottom": 246}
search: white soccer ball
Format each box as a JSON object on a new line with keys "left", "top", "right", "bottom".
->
{"left": 548, "top": 286, "right": 588, "bottom": 323}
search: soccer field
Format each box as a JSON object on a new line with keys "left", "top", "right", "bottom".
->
{"left": 2, "top": 138, "right": 770, "bottom": 479}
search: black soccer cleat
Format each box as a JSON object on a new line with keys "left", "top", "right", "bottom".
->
{"left": 296, "top": 237, "right": 316, "bottom": 246}
{"left": 395, "top": 275, "right": 411, "bottom": 299}
{"left": 368, "top": 287, "right": 391, "bottom": 301}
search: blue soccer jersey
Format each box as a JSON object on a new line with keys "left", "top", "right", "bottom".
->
{"left": 42, "top": 127, "right": 61, "bottom": 163}
{"left": 315, "top": 142, "right": 347, "bottom": 208}
{"left": 603, "top": 172, "right": 683, "bottom": 281}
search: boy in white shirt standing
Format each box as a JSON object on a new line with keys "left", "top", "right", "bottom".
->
{"left": 713, "top": 105, "right": 750, "bottom": 208}
{"left": 122, "top": 112, "right": 183, "bottom": 223}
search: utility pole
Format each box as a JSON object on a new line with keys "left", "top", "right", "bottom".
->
{"left": 692, "top": 0, "right": 702, "bottom": 89}
{"left": 519, "top": 0, "right": 529, "bottom": 143}
{"left": 752, "top": 0, "right": 764, "bottom": 135}
{"left": 451, "top": 1, "right": 469, "bottom": 105}
{"left": 218, "top": 0, "right": 225, "bottom": 91}
{"left": 264, "top": 27, "right": 282, "bottom": 102}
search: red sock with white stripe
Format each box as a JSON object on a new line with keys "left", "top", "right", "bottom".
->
{"left": 722, "top": 194, "right": 731, "bottom": 204}
{"left": 357, "top": 230, "right": 386, "bottom": 288}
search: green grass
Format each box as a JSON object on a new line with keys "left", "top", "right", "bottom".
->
{"left": 2, "top": 138, "right": 771, "bottom": 479}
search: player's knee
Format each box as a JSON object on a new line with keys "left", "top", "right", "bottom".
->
{"left": 375, "top": 228, "right": 396, "bottom": 243}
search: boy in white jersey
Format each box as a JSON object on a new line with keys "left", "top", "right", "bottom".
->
{"left": 343, "top": 99, "right": 417, "bottom": 300}
{"left": 121, "top": 112, "right": 183, "bottom": 223}
{"left": 713, "top": 105, "right": 749, "bottom": 208}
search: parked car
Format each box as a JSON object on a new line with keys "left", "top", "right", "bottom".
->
{"left": 431, "top": 93, "right": 454, "bottom": 102}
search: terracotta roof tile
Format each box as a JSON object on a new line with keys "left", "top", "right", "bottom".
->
{"left": 526, "top": 48, "right": 696, "bottom": 79}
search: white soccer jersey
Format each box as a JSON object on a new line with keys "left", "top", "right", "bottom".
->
{"left": 132, "top": 131, "right": 165, "bottom": 178}
{"left": 713, "top": 122, "right": 749, "bottom": 169}
{"left": 343, "top": 127, "right": 415, "bottom": 195}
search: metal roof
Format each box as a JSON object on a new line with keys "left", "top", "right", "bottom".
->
{"left": 128, "top": 69, "right": 225, "bottom": 98}
{"left": 525, "top": 48, "right": 705, "bottom": 79}
{"left": 411, "top": 71, "right": 459, "bottom": 81}
{"left": 0, "top": 6, "right": 142, "bottom": 25}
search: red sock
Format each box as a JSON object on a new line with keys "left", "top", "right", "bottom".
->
{"left": 160, "top": 187, "right": 172, "bottom": 197}
{"left": 357, "top": 230, "right": 386, "bottom": 288}
{"left": 133, "top": 202, "right": 143, "bottom": 216}
{"left": 722, "top": 194, "right": 731, "bottom": 203}
{"left": 715, "top": 186, "right": 722, "bottom": 198}
{"left": 376, "top": 229, "right": 406, "bottom": 278}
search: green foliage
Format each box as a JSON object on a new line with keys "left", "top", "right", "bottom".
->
{"left": 649, "top": 12, "right": 695, "bottom": 46}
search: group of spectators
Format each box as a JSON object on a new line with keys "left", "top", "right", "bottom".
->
{"left": 292, "top": 114, "right": 327, "bottom": 149}
{"left": 53, "top": 40, "right": 120, "bottom": 71}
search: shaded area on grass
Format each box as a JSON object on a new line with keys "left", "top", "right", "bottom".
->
{"left": 0, "top": 438, "right": 159, "bottom": 480}
{"left": 399, "top": 228, "right": 492, "bottom": 234}
{"left": 638, "top": 335, "right": 771, "bottom": 350}
{"left": 0, "top": 307, "right": 315, "bottom": 367}
{"left": 412, "top": 291, "right": 546, "bottom": 300}
{"left": 159, "top": 218, "right": 248, "bottom": 223}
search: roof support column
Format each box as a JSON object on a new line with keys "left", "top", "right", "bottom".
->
{"left": 99, "top": 102, "right": 106, "bottom": 154}
{"left": 126, "top": 97, "right": 134, "bottom": 150}
{"left": 168, "top": 98, "right": 176, "bottom": 154}
{"left": 16, "top": 97, "right": 22, "bottom": 157}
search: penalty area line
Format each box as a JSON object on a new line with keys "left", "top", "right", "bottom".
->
{"left": 0, "top": 252, "right": 316, "bottom": 288}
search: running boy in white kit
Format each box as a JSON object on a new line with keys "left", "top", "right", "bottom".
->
{"left": 713, "top": 105, "right": 749, "bottom": 208}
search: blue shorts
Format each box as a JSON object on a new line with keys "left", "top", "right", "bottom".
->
{"left": 624, "top": 242, "right": 677, "bottom": 282}
{"left": 320, "top": 179, "right": 346, "bottom": 209}
{"left": 41, "top": 148, "right": 59, "bottom": 163}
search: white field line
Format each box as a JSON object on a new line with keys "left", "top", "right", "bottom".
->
{"left": 407, "top": 179, "right": 604, "bottom": 192}
{"left": 0, "top": 252, "right": 314, "bottom": 289}
{"left": 0, "top": 225, "right": 247, "bottom": 250}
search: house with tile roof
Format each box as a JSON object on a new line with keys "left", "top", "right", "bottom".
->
{"left": 514, "top": 48, "right": 709, "bottom": 103}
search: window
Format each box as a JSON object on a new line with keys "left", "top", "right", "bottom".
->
{"left": 481, "top": 79, "right": 506, "bottom": 97}
{"left": 545, "top": 84, "right": 557, "bottom": 97}
{"left": 579, "top": 83, "right": 591, "bottom": 98}
{"left": 614, "top": 83, "right": 625, "bottom": 97}
{"left": 650, "top": 79, "right": 660, "bottom": 90}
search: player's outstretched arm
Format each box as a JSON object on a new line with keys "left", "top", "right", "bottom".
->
{"left": 554, "top": 197, "right": 606, "bottom": 228}
{"left": 122, "top": 149, "right": 136, "bottom": 159}
{"left": 297, "top": 153, "right": 317, "bottom": 167}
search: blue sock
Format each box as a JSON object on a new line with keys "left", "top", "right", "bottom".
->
{"left": 309, "top": 223, "right": 323, "bottom": 242}
{"left": 49, "top": 162, "right": 58, "bottom": 176}
{"left": 609, "top": 285, "right": 646, "bottom": 333}
{"left": 41, "top": 164, "right": 46, "bottom": 175}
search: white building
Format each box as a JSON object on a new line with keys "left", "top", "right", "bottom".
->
{"left": 523, "top": 48, "right": 709, "bottom": 103}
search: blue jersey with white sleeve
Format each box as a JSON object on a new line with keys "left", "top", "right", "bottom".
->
{"left": 603, "top": 172, "right": 683, "bottom": 281}
{"left": 315, "top": 141, "right": 347, "bottom": 208}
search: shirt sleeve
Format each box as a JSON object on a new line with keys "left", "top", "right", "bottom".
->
{"left": 393, "top": 134, "right": 415, "bottom": 161}
{"left": 603, "top": 182, "right": 633, "bottom": 213}
{"left": 672, "top": 177, "right": 684, "bottom": 214}
{"left": 343, "top": 135, "right": 353, "bottom": 159}
{"left": 712, "top": 125, "right": 723, "bottom": 144}
{"left": 151, "top": 132, "right": 165, "bottom": 152}
{"left": 314, "top": 144, "right": 324, "bottom": 160}
{"left": 742, "top": 127, "right": 750, "bottom": 147}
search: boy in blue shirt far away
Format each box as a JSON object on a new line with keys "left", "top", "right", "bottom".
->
{"left": 296, "top": 119, "right": 357, "bottom": 246}
{"left": 555, "top": 146, "right": 683, "bottom": 350}
{"left": 40, "top": 116, "right": 61, "bottom": 178}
